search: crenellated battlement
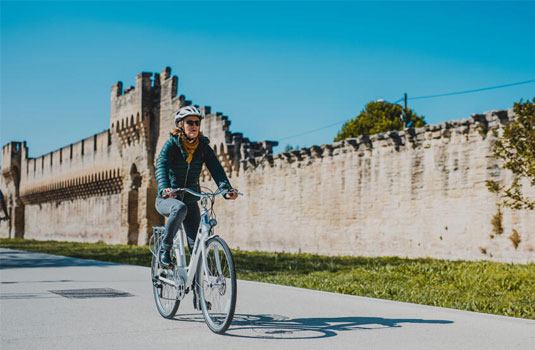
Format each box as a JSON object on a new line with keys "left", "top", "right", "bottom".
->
{"left": 237, "top": 109, "right": 513, "bottom": 173}
{"left": 22, "top": 130, "right": 115, "bottom": 184}
{"left": 110, "top": 72, "right": 158, "bottom": 117}
{"left": 199, "top": 108, "right": 278, "bottom": 180}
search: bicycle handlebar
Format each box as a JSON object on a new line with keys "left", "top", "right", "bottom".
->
{"left": 169, "top": 187, "right": 243, "bottom": 198}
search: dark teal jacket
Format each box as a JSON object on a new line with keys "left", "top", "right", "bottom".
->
{"left": 155, "top": 135, "right": 231, "bottom": 204}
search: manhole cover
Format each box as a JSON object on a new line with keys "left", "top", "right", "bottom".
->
{"left": 49, "top": 288, "right": 133, "bottom": 299}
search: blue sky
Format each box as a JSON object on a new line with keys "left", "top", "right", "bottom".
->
{"left": 1, "top": 1, "right": 534, "bottom": 158}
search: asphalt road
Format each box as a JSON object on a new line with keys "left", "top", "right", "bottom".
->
{"left": 1, "top": 248, "right": 533, "bottom": 350}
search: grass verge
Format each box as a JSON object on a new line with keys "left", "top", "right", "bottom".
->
{"left": 1, "top": 238, "right": 534, "bottom": 319}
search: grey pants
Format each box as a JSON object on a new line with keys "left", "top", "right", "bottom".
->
{"left": 155, "top": 197, "right": 200, "bottom": 252}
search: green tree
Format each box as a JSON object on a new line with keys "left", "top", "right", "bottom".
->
{"left": 487, "top": 98, "right": 535, "bottom": 210}
{"left": 283, "top": 144, "right": 300, "bottom": 152}
{"left": 334, "top": 101, "right": 426, "bottom": 141}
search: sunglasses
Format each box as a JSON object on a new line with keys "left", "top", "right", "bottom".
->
{"left": 185, "top": 120, "right": 201, "bottom": 127}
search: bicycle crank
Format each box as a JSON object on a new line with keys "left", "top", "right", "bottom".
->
{"left": 175, "top": 276, "right": 185, "bottom": 300}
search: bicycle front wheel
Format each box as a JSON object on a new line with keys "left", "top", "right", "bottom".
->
{"left": 151, "top": 253, "right": 180, "bottom": 318}
{"left": 197, "top": 236, "right": 237, "bottom": 334}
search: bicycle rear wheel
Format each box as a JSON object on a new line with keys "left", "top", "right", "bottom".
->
{"left": 197, "top": 236, "right": 237, "bottom": 334}
{"left": 151, "top": 253, "right": 180, "bottom": 318}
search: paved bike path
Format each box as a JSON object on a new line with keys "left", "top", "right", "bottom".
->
{"left": 1, "top": 248, "right": 533, "bottom": 350}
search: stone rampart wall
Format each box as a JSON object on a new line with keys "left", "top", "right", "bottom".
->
{"left": 0, "top": 129, "right": 125, "bottom": 241}
{"left": 23, "top": 194, "right": 123, "bottom": 243}
{"left": 1, "top": 67, "right": 532, "bottom": 262}
{"left": 203, "top": 109, "right": 535, "bottom": 263}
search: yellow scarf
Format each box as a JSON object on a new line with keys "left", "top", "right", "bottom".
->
{"left": 180, "top": 135, "right": 199, "bottom": 164}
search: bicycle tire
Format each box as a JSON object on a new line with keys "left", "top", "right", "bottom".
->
{"left": 151, "top": 253, "right": 180, "bottom": 318}
{"left": 197, "top": 236, "right": 237, "bottom": 334}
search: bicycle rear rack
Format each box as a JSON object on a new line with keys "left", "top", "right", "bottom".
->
{"left": 149, "top": 226, "right": 166, "bottom": 258}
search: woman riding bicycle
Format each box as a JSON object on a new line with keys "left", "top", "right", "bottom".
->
{"left": 155, "top": 105, "right": 238, "bottom": 268}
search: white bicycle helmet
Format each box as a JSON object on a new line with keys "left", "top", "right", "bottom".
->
{"left": 174, "top": 106, "right": 204, "bottom": 126}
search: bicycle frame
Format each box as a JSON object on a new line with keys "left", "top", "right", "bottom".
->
{"left": 176, "top": 199, "right": 213, "bottom": 293}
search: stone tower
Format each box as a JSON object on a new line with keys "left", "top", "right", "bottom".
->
{"left": 110, "top": 72, "right": 162, "bottom": 245}
{"left": 0, "top": 67, "right": 277, "bottom": 245}
{"left": 0, "top": 142, "right": 26, "bottom": 237}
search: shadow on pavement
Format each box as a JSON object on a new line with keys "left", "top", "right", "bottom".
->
{"left": 0, "top": 250, "right": 115, "bottom": 270}
{"left": 1, "top": 279, "right": 75, "bottom": 284}
{"left": 0, "top": 292, "right": 63, "bottom": 300}
{"left": 173, "top": 313, "right": 454, "bottom": 339}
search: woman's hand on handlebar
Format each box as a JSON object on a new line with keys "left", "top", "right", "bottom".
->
{"left": 224, "top": 189, "right": 239, "bottom": 200}
{"left": 162, "top": 188, "right": 177, "bottom": 199}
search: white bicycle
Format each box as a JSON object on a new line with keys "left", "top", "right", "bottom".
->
{"left": 149, "top": 187, "right": 240, "bottom": 334}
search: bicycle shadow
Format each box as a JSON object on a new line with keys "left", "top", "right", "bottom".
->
{"left": 173, "top": 313, "right": 453, "bottom": 339}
